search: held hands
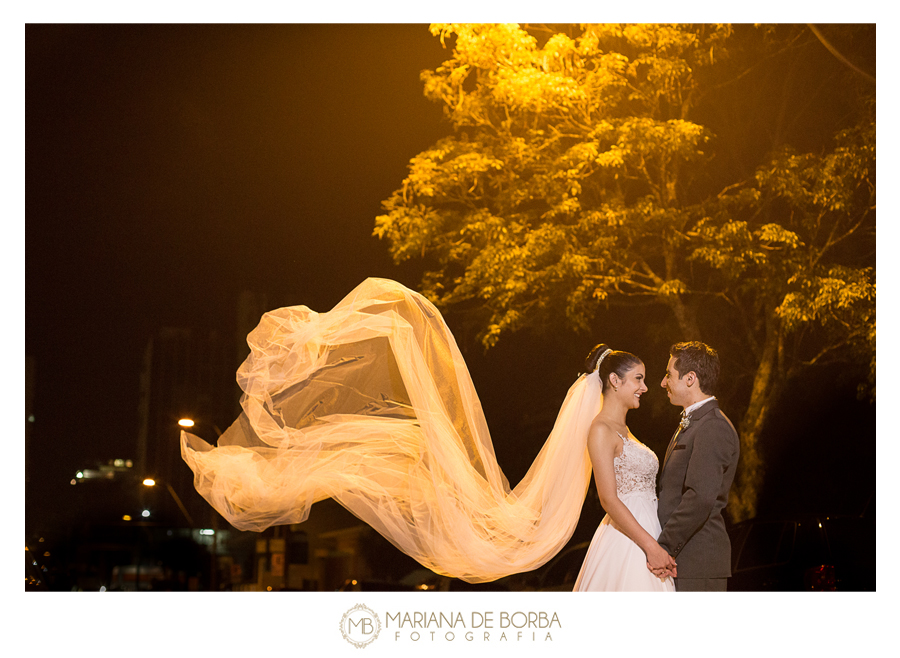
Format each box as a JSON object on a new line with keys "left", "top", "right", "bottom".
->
{"left": 648, "top": 561, "right": 677, "bottom": 580}
{"left": 645, "top": 542, "right": 677, "bottom": 580}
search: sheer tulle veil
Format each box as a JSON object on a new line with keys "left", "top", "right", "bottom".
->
{"left": 181, "top": 278, "right": 601, "bottom": 583}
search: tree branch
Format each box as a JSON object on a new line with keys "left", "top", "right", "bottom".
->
{"left": 694, "top": 29, "right": 808, "bottom": 105}
{"left": 807, "top": 24, "right": 876, "bottom": 85}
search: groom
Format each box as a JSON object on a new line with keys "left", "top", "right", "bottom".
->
{"left": 653, "top": 341, "right": 740, "bottom": 591}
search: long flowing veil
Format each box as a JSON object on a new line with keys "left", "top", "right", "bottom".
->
{"left": 181, "top": 278, "right": 600, "bottom": 583}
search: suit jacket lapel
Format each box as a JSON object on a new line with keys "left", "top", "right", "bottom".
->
{"left": 692, "top": 400, "right": 719, "bottom": 419}
{"left": 661, "top": 401, "right": 721, "bottom": 475}
{"left": 661, "top": 424, "right": 682, "bottom": 475}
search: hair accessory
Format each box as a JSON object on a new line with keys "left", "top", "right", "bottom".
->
{"left": 594, "top": 348, "right": 612, "bottom": 372}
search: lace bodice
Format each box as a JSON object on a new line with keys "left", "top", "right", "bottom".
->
{"left": 613, "top": 432, "right": 659, "bottom": 498}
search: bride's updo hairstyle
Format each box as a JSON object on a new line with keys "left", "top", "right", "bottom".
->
{"left": 583, "top": 343, "right": 643, "bottom": 393}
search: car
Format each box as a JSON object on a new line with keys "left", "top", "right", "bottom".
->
{"left": 727, "top": 513, "right": 875, "bottom": 591}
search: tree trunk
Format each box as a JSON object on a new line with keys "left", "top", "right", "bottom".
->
{"left": 668, "top": 296, "right": 702, "bottom": 341}
{"left": 729, "top": 315, "right": 783, "bottom": 522}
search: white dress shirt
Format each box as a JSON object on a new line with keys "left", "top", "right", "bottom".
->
{"left": 684, "top": 396, "right": 716, "bottom": 416}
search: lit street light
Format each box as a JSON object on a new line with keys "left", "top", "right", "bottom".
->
{"left": 142, "top": 477, "right": 195, "bottom": 527}
{"left": 175, "top": 416, "right": 223, "bottom": 590}
{"left": 178, "top": 416, "right": 223, "bottom": 437}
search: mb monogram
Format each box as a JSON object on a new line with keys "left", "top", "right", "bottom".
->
{"left": 340, "top": 604, "right": 382, "bottom": 648}
{"left": 340, "top": 606, "right": 560, "bottom": 646}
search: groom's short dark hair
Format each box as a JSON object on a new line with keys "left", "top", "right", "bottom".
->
{"left": 670, "top": 341, "right": 719, "bottom": 395}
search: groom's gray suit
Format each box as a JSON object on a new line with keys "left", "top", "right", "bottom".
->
{"left": 656, "top": 400, "right": 740, "bottom": 591}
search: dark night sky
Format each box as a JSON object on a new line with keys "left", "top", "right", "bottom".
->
{"left": 26, "top": 24, "right": 457, "bottom": 527}
{"left": 24, "top": 21, "right": 881, "bottom": 544}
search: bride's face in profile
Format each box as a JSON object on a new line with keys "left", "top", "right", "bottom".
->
{"left": 611, "top": 363, "right": 648, "bottom": 408}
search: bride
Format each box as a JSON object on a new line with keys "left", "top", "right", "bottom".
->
{"left": 573, "top": 345, "right": 675, "bottom": 591}
{"left": 180, "top": 278, "right": 671, "bottom": 590}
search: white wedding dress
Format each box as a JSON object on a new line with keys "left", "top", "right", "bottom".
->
{"left": 573, "top": 432, "right": 674, "bottom": 591}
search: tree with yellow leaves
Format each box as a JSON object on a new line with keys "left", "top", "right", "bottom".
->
{"left": 376, "top": 24, "right": 874, "bottom": 521}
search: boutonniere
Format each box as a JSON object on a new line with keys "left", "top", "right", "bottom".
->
{"left": 679, "top": 415, "right": 691, "bottom": 430}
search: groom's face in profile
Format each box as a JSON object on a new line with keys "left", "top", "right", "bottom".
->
{"left": 661, "top": 356, "right": 691, "bottom": 408}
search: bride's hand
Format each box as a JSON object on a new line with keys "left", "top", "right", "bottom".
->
{"left": 645, "top": 543, "right": 677, "bottom": 579}
{"left": 646, "top": 562, "right": 677, "bottom": 579}
{"left": 661, "top": 555, "right": 677, "bottom": 578}
{"left": 646, "top": 563, "right": 675, "bottom": 576}
{"left": 645, "top": 542, "right": 670, "bottom": 568}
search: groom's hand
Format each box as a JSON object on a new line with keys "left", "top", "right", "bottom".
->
{"left": 647, "top": 565, "right": 677, "bottom": 578}
{"left": 646, "top": 555, "right": 677, "bottom": 579}
{"left": 665, "top": 555, "right": 677, "bottom": 578}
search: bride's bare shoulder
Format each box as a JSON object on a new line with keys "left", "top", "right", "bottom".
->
{"left": 587, "top": 419, "right": 624, "bottom": 464}
{"left": 588, "top": 416, "right": 620, "bottom": 447}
